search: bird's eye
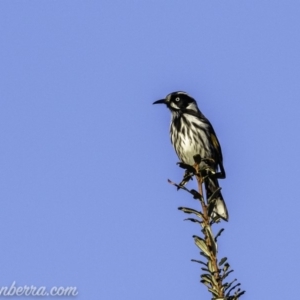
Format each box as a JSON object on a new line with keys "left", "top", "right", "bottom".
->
{"left": 175, "top": 97, "right": 180, "bottom": 102}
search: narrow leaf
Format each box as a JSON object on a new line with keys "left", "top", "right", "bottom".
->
{"left": 201, "top": 274, "right": 213, "bottom": 284}
{"left": 169, "top": 179, "right": 205, "bottom": 201}
{"left": 178, "top": 207, "right": 203, "bottom": 220}
{"left": 177, "top": 162, "right": 196, "bottom": 173}
{"left": 200, "top": 251, "right": 210, "bottom": 260}
{"left": 184, "top": 218, "right": 203, "bottom": 225}
{"left": 191, "top": 259, "right": 207, "bottom": 266}
{"left": 223, "top": 270, "right": 234, "bottom": 280}
{"left": 207, "top": 288, "right": 220, "bottom": 297}
{"left": 201, "top": 267, "right": 210, "bottom": 272}
{"left": 215, "top": 228, "right": 224, "bottom": 242}
{"left": 190, "top": 189, "right": 203, "bottom": 200}
{"left": 219, "top": 257, "right": 227, "bottom": 266}
{"left": 202, "top": 272, "right": 218, "bottom": 288}
{"left": 205, "top": 226, "right": 217, "bottom": 256}
{"left": 223, "top": 262, "right": 230, "bottom": 273}
{"left": 200, "top": 280, "right": 211, "bottom": 288}
{"left": 226, "top": 283, "right": 241, "bottom": 297}
{"left": 235, "top": 291, "right": 246, "bottom": 298}
{"left": 208, "top": 260, "right": 216, "bottom": 273}
{"left": 194, "top": 236, "right": 211, "bottom": 257}
{"left": 224, "top": 279, "right": 237, "bottom": 291}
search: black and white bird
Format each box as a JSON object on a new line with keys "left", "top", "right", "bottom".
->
{"left": 153, "top": 91, "right": 228, "bottom": 221}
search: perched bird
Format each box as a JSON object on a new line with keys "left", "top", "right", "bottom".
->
{"left": 153, "top": 91, "right": 228, "bottom": 221}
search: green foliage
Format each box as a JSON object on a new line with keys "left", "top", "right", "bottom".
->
{"left": 168, "top": 160, "right": 245, "bottom": 300}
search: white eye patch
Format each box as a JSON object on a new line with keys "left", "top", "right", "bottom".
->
{"left": 170, "top": 101, "right": 180, "bottom": 109}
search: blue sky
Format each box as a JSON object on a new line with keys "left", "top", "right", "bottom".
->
{"left": 1, "top": 1, "right": 300, "bottom": 299}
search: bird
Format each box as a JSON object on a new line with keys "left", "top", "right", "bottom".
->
{"left": 153, "top": 91, "right": 228, "bottom": 221}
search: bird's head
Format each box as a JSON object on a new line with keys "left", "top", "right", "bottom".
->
{"left": 153, "top": 91, "right": 199, "bottom": 113}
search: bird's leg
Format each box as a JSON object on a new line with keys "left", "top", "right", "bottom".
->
{"left": 176, "top": 161, "right": 196, "bottom": 190}
{"left": 193, "top": 162, "right": 208, "bottom": 222}
{"left": 190, "top": 155, "right": 206, "bottom": 202}
{"left": 195, "top": 166, "right": 203, "bottom": 198}
{"left": 192, "top": 155, "right": 204, "bottom": 198}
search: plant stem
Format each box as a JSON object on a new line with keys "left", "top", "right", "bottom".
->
{"left": 194, "top": 163, "right": 224, "bottom": 299}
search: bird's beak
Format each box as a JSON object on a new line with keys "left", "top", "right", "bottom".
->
{"left": 153, "top": 99, "right": 166, "bottom": 105}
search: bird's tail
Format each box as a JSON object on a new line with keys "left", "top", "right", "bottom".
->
{"left": 204, "top": 176, "right": 229, "bottom": 221}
